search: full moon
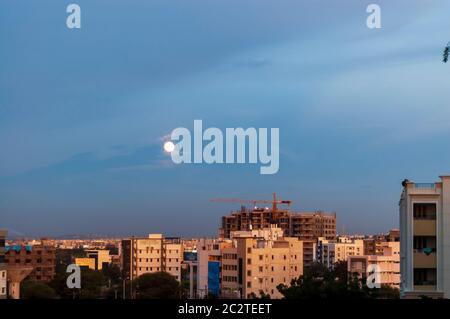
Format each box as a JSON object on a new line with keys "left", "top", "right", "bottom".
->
{"left": 163, "top": 141, "right": 175, "bottom": 153}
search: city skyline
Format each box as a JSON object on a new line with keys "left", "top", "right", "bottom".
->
{"left": 2, "top": 1, "right": 450, "bottom": 237}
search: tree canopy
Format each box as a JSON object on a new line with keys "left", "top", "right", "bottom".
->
{"left": 134, "top": 272, "right": 182, "bottom": 299}
{"left": 21, "top": 280, "right": 58, "bottom": 299}
{"left": 277, "top": 261, "right": 399, "bottom": 299}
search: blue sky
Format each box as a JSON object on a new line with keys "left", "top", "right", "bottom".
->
{"left": 1, "top": 0, "right": 450, "bottom": 237}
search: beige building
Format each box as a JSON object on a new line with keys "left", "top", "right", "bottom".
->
{"left": 221, "top": 208, "right": 335, "bottom": 268}
{"left": 318, "top": 237, "right": 364, "bottom": 267}
{"left": 121, "top": 234, "right": 182, "bottom": 282}
{"left": 221, "top": 226, "right": 303, "bottom": 299}
{"left": 75, "top": 257, "right": 96, "bottom": 270}
{"left": 399, "top": 177, "right": 450, "bottom": 298}
{"left": 363, "top": 229, "right": 400, "bottom": 255}
{"left": 75, "top": 249, "right": 111, "bottom": 270}
{"left": 348, "top": 241, "right": 400, "bottom": 288}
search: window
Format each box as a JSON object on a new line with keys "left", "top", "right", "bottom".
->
{"left": 414, "top": 236, "right": 436, "bottom": 252}
{"left": 414, "top": 268, "right": 436, "bottom": 286}
{"left": 414, "top": 203, "right": 436, "bottom": 220}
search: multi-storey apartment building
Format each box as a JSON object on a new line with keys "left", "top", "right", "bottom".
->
{"left": 0, "top": 230, "right": 7, "bottom": 299}
{"left": 317, "top": 237, "right": 364, "bottom": 267}
{"left": 121, "top": 234, "right": 182, "bottom": 282}
{"left": 221, "top": 208, "right": 336, "bottom": 240}
{"left": 221, "top": 208, "right": 335, "bottom": 268}
{"left": 289, "top": 212, "right": 336, "bottom": 240}
{"left": 399, "top": 177, "right": 450, "bottom": 298}
{"left": 363, "top": 229, "right": 400, "bottom": 255}
{"left": 221, "top": 226, "right": 303, "bottom": 299}
{"left": 196, "top": 238, "right": 232, "bottom": 298}
{"left": 4, "top": 239, "right": 55, "bottom": 282}
{"left": 348, "top": 241, "right": 400, "bottom": 288}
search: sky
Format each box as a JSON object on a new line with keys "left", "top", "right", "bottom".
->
{"left": 1, "top": 0, "right": 450, "bottom": 238}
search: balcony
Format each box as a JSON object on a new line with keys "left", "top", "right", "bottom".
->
{"left": 408, "top": 183, "right": 440, "bottom": 195}
{"left": 413, "top": 285, "right": 437, "bottom": 292}
{"left": 414, "top": 183, "right": 436, "bottom": 189}
{"left": 413, "top": 252, "right": 436, "bottom": 268}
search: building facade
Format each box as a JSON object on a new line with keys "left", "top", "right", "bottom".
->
{"left": 0, "top": 230, "right": 7, "bottom": 299}
{"left": 317, "top": 237, "right": 364, "bottom": 267}
{"left": 196, "top": 238, "right": 232, "bottom": 298}
{"left": 399, "top": 177, "right": 450, "bottom": 298}
{"left": 4, "top": 239, "right": 55, "bottom": 282}
{"left": 76, "top": 249, "right": 111, "bottom": 270}
{"left": 121, "top": 234, "right": 182, "bottom": 282}
{"left": 348, "top": 241, "right": 400, "bottom": 288}
{"left": 221, "top": 208, "right": 335, "bottom": 268}
{"left": 363, "top": 229, "right": 400, "bottom": 255}
{"left": 221, "top": 226, "right": 303, "bottom": 299}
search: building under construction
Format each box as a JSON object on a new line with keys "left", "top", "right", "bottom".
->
{"left": 220, "top": 207, "right": 336, "bottom": 240}
{"left": 216, "top": 194, "right": 336, "bottom": 267}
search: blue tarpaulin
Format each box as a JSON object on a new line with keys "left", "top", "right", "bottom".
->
{"left": 208, "top": 261, "right": 220, "bottom": 296}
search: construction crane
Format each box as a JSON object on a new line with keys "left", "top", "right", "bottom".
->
{"left": 211, "top": 192, "right": 292, "bottom": 212}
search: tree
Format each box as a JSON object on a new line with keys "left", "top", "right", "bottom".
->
{"left": 443, "top": 42, "right": 450, "bottom": 63}
{"left": 21, "top": 280, "right": 58, "bottom": 299}
{"left": 277, "top": 261, "right": 398, "bottom": 299}
{"left": 77, "top": 269, "right": 107, "bottom": 299}
{"left": 49, "top": 267, "right": 107, "bottom": 299}
{"left": 134, "top": 272, "right": 182, "bottom": 299}
{"left": 249, "top": 291, "right": 271, "bottom": 299}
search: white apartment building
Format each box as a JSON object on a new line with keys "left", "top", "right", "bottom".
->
{"left": 121, "top": 234, "right": 182, "bottom": 282}
{"left": 318, "top": 237, "right": 364, "bottom": 268}
{"left": 399, "top": 177, "right": 450, "bottom": 298}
